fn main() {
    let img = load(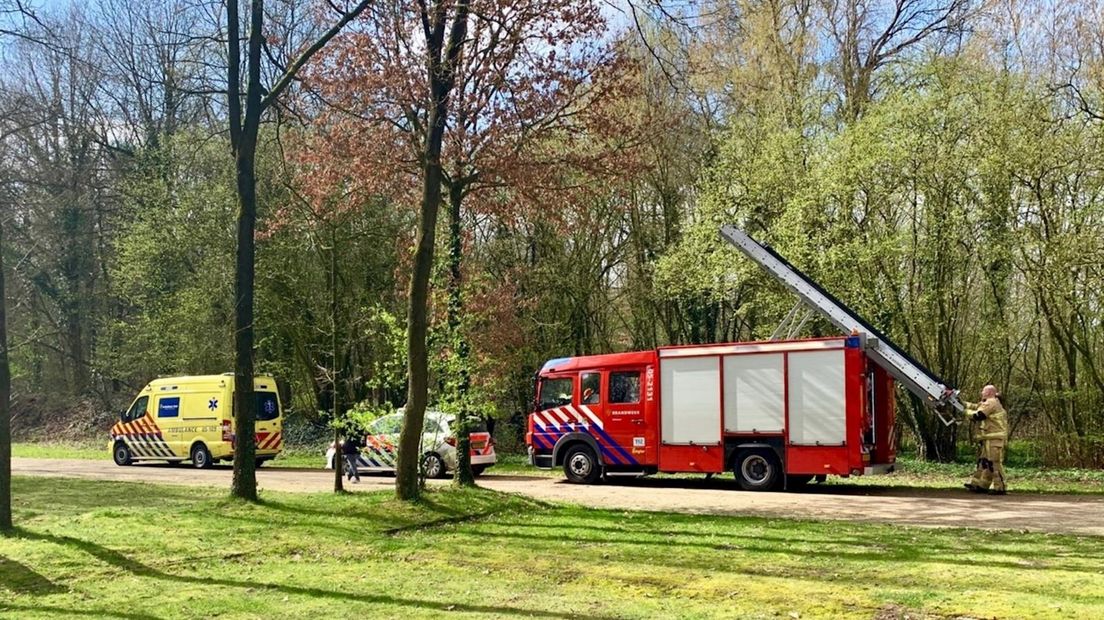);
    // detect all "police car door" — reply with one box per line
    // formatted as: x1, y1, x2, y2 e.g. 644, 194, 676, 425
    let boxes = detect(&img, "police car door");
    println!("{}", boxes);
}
362, 414, 401, 470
